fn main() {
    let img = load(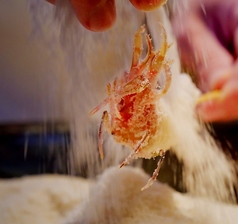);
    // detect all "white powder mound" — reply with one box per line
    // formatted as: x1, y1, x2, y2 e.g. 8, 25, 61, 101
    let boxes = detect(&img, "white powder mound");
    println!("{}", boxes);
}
1, 168, 238, 224
66, 166, 238, 224
28, 0, 236, 204
0, 175, 92, 224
